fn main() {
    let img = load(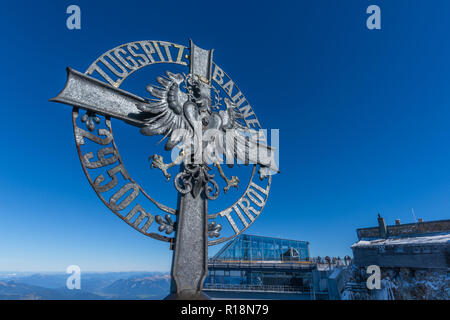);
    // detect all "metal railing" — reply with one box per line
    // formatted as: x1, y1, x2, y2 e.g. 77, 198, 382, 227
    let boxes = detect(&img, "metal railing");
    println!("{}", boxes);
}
203, 283, 312, 294
208, 260, 314, 270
